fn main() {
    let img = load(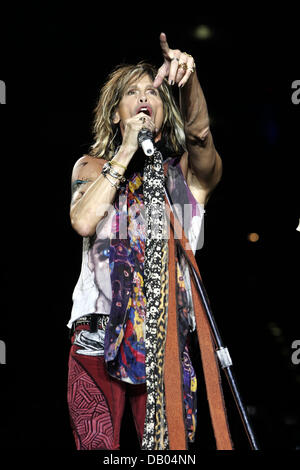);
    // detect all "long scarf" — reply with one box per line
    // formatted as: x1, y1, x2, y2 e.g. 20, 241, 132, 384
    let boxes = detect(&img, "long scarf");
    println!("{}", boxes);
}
141, 148, 169, 450
106, 147, 196, 449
